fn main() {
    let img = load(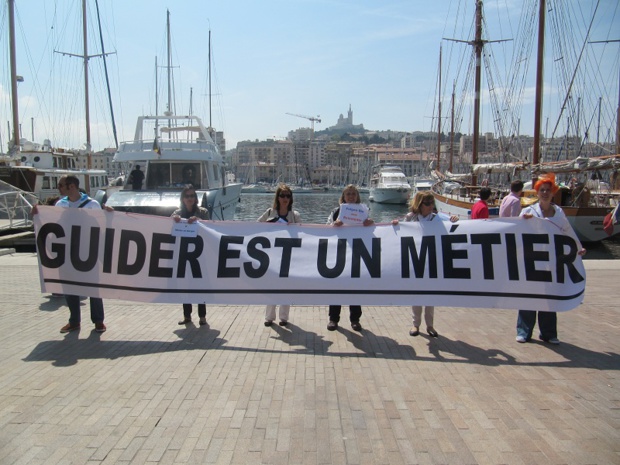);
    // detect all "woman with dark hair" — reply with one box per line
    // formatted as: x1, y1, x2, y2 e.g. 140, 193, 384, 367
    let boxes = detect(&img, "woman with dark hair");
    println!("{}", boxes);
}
393, 191, 458, 338
326, 184, 374, 332
172, 185, 210, 326
257, 184, 301, 327
516, 173, 586, 344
